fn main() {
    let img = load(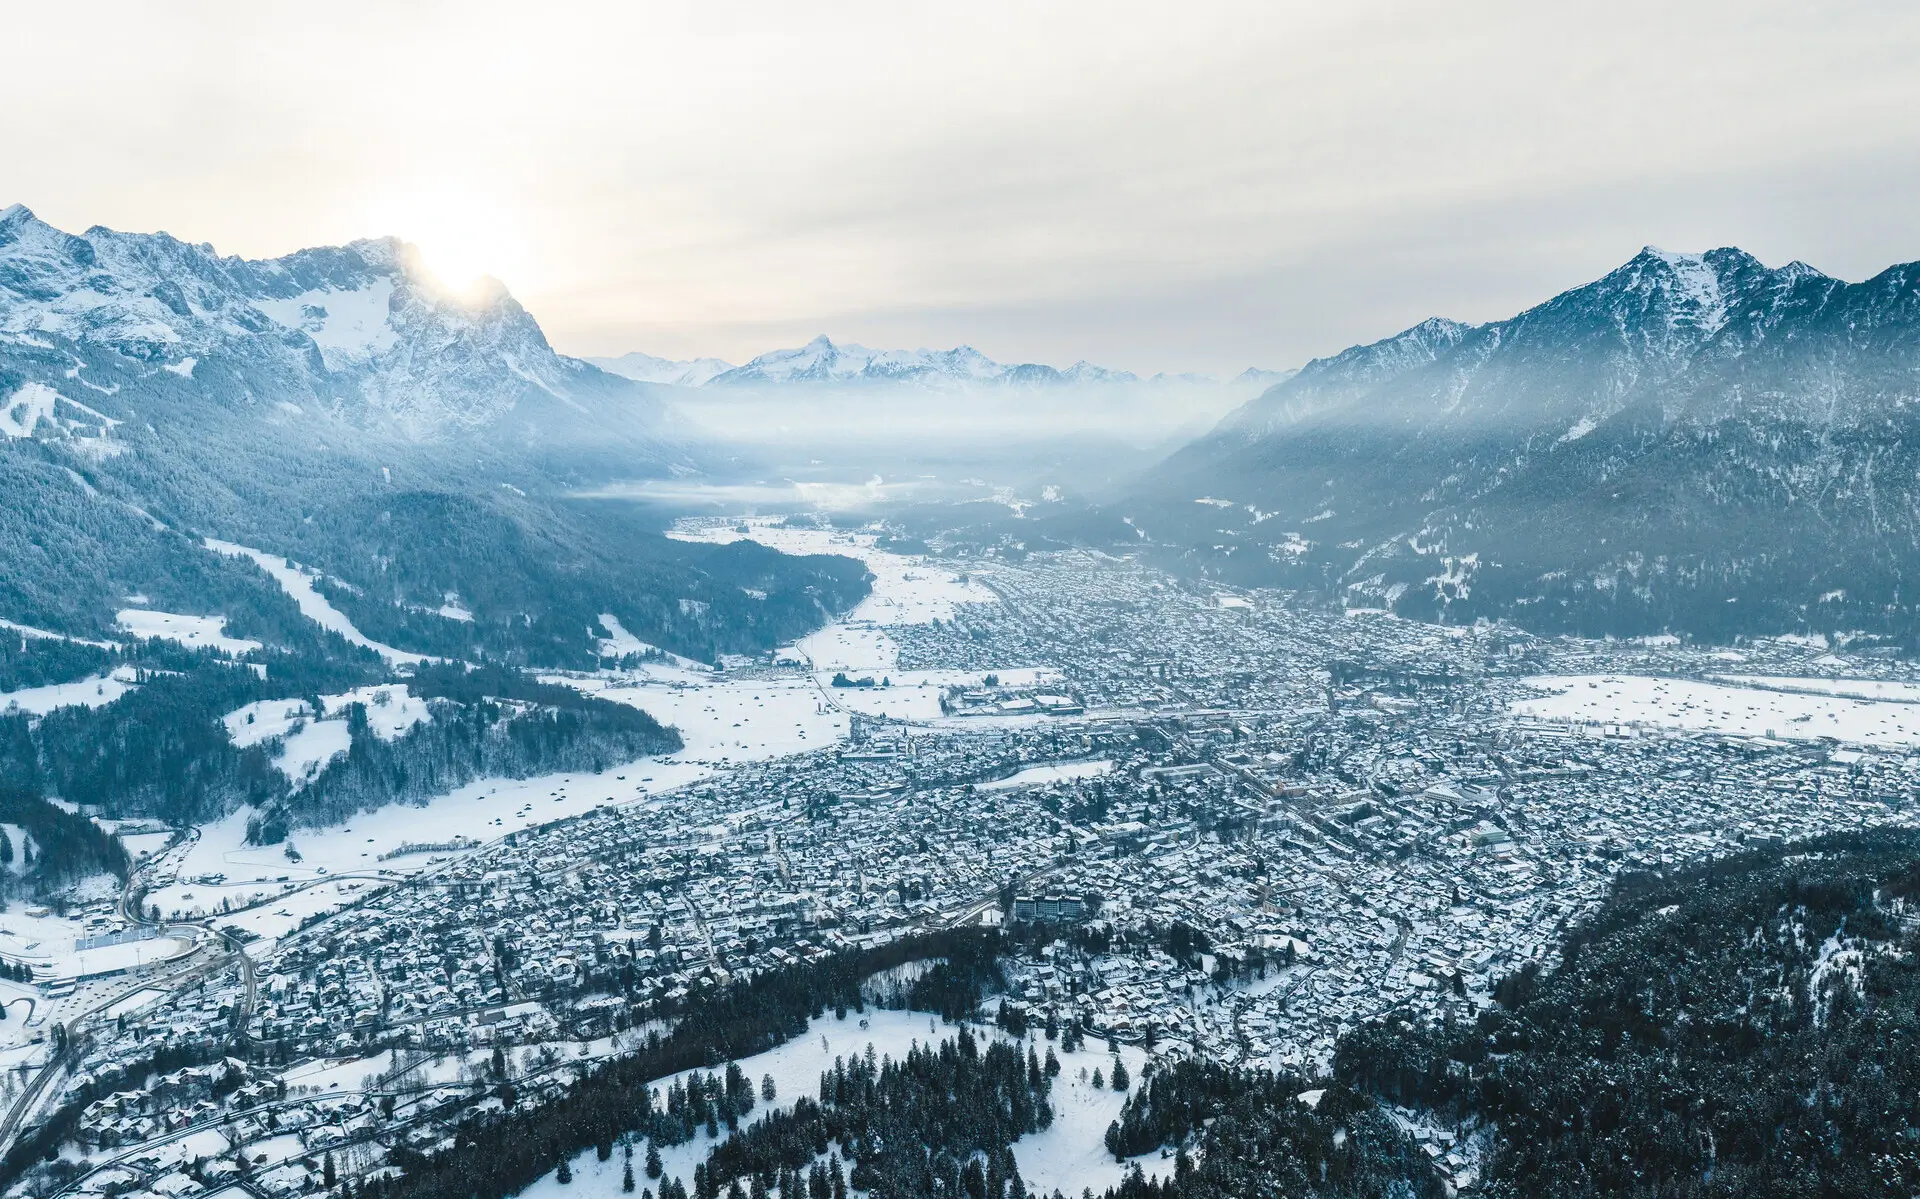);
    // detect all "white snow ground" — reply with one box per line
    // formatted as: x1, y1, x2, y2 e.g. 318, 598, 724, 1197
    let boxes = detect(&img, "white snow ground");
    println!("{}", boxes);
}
0, 666, 137, 715
981, 759, 1114, 791
203, 539, 431, 666
510, 1010, 1166, 1199
1513, 674, 1920, 747
115, 609, 261, 656
224, 686, 432, 779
